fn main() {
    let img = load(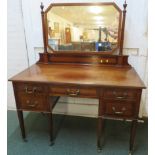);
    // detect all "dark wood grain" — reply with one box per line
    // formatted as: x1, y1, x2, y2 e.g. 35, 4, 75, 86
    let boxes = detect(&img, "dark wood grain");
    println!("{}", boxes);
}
9, 64, 145, 89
